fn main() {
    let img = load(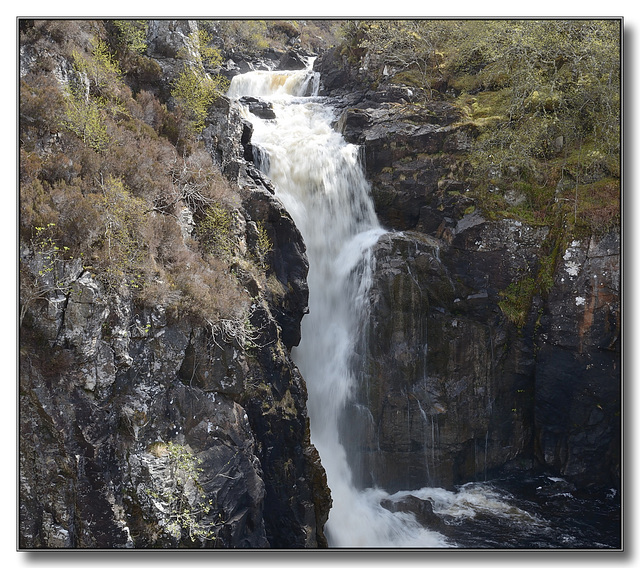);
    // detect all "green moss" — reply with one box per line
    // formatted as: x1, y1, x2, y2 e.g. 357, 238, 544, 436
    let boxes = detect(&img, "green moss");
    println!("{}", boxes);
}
456, 88, 510, 124
499, 225, 565, 328
498, 276, 536, 328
